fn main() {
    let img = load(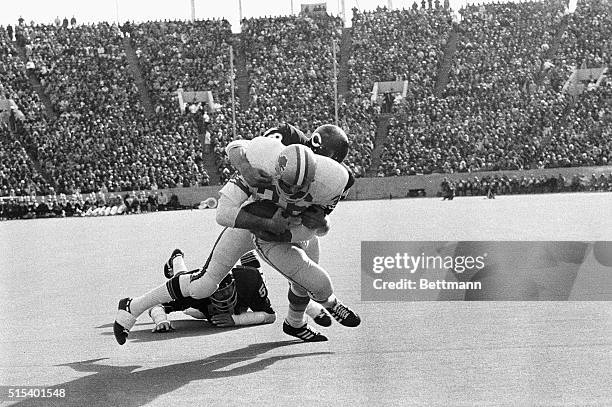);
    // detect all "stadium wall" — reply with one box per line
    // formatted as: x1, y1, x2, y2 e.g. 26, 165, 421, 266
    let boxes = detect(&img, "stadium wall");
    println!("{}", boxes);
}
154, 165, 612, 206
346, 165, 612, 200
